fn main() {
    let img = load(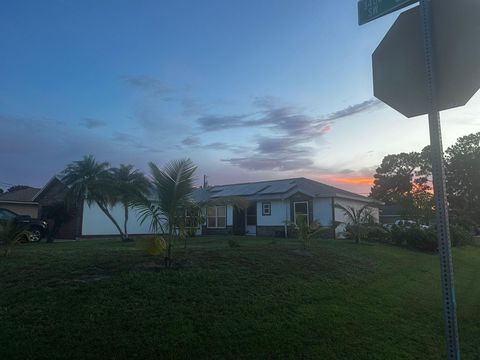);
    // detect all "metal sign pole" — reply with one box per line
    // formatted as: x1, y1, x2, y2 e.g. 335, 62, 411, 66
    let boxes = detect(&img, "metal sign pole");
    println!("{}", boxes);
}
419, 0, 461, 358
